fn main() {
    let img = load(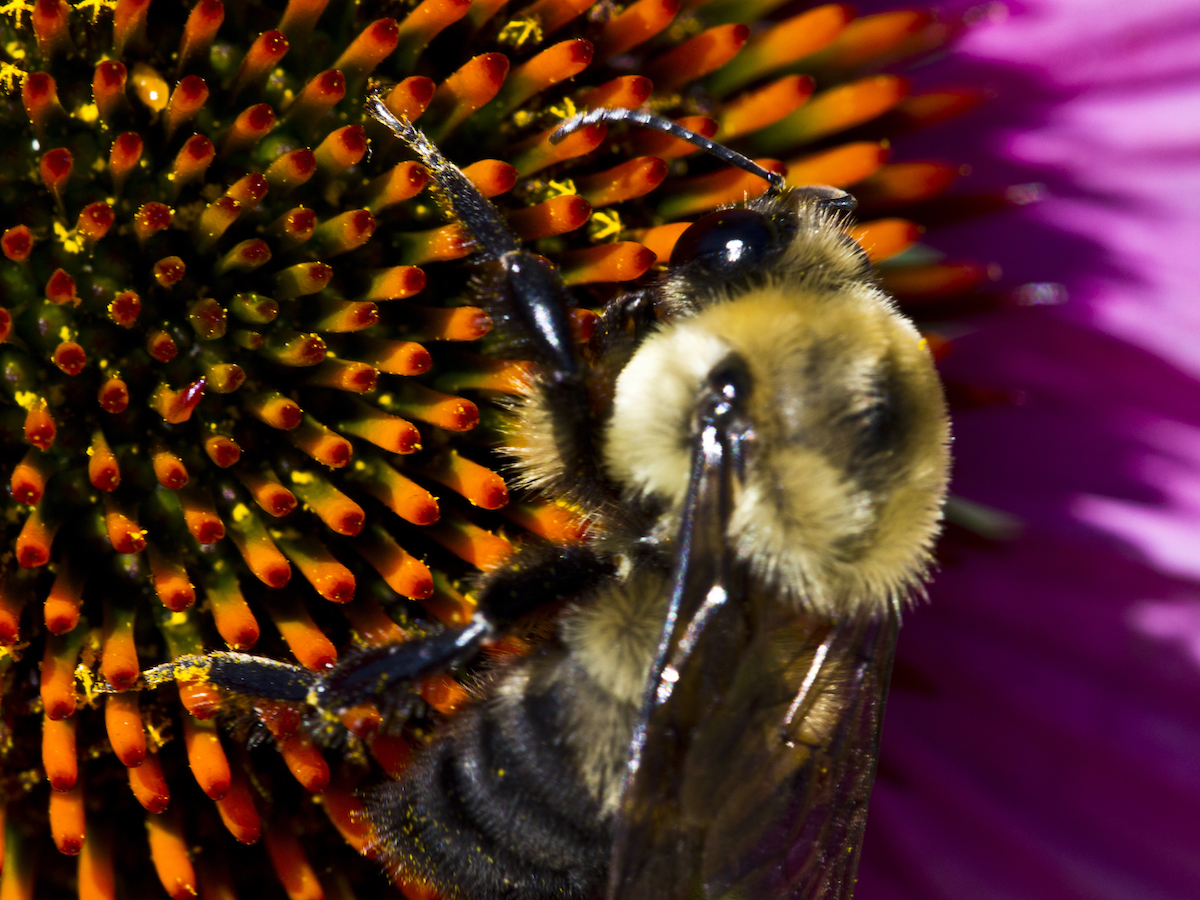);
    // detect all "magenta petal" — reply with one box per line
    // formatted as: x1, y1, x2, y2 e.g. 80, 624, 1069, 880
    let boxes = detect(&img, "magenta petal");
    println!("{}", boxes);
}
850, 0, 1200, 897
